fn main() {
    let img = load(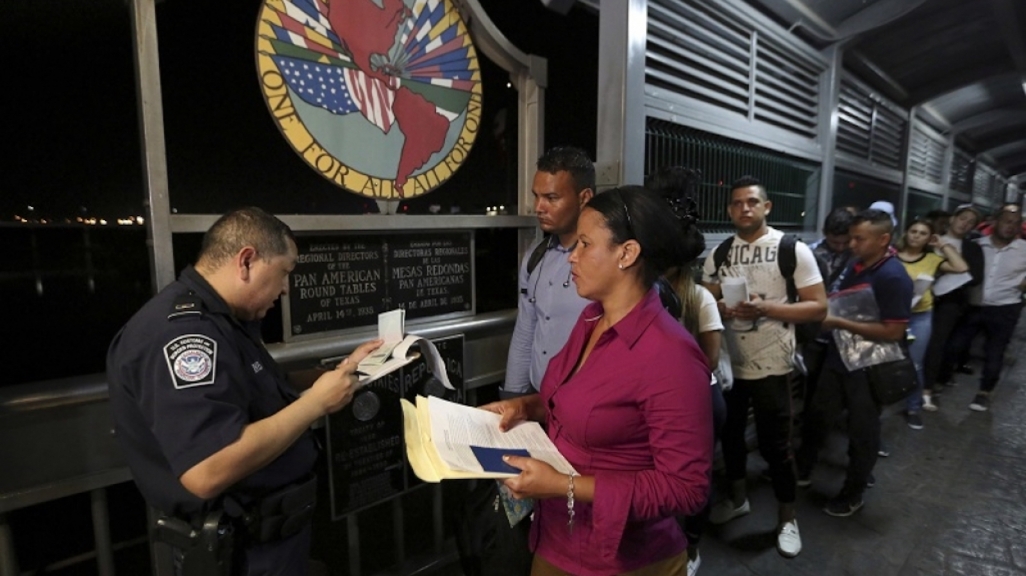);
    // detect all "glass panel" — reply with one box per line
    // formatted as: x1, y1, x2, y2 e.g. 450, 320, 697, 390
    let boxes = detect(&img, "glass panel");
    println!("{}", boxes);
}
645, 119, 819, 233
832, 169, 902, 224
157, 0, 518, 215
1, 0, 146, 386
906, 190, 943, 223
